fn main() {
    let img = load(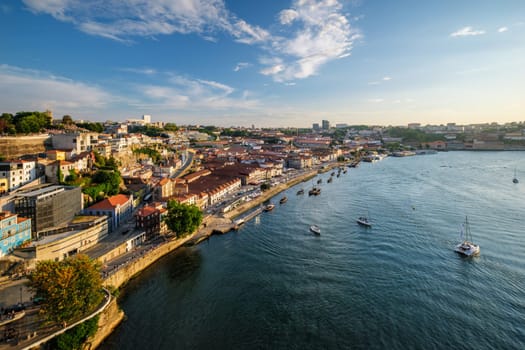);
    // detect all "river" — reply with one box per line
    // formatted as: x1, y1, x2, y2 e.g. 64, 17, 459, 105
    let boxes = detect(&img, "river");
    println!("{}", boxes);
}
101, 151, 525, 350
